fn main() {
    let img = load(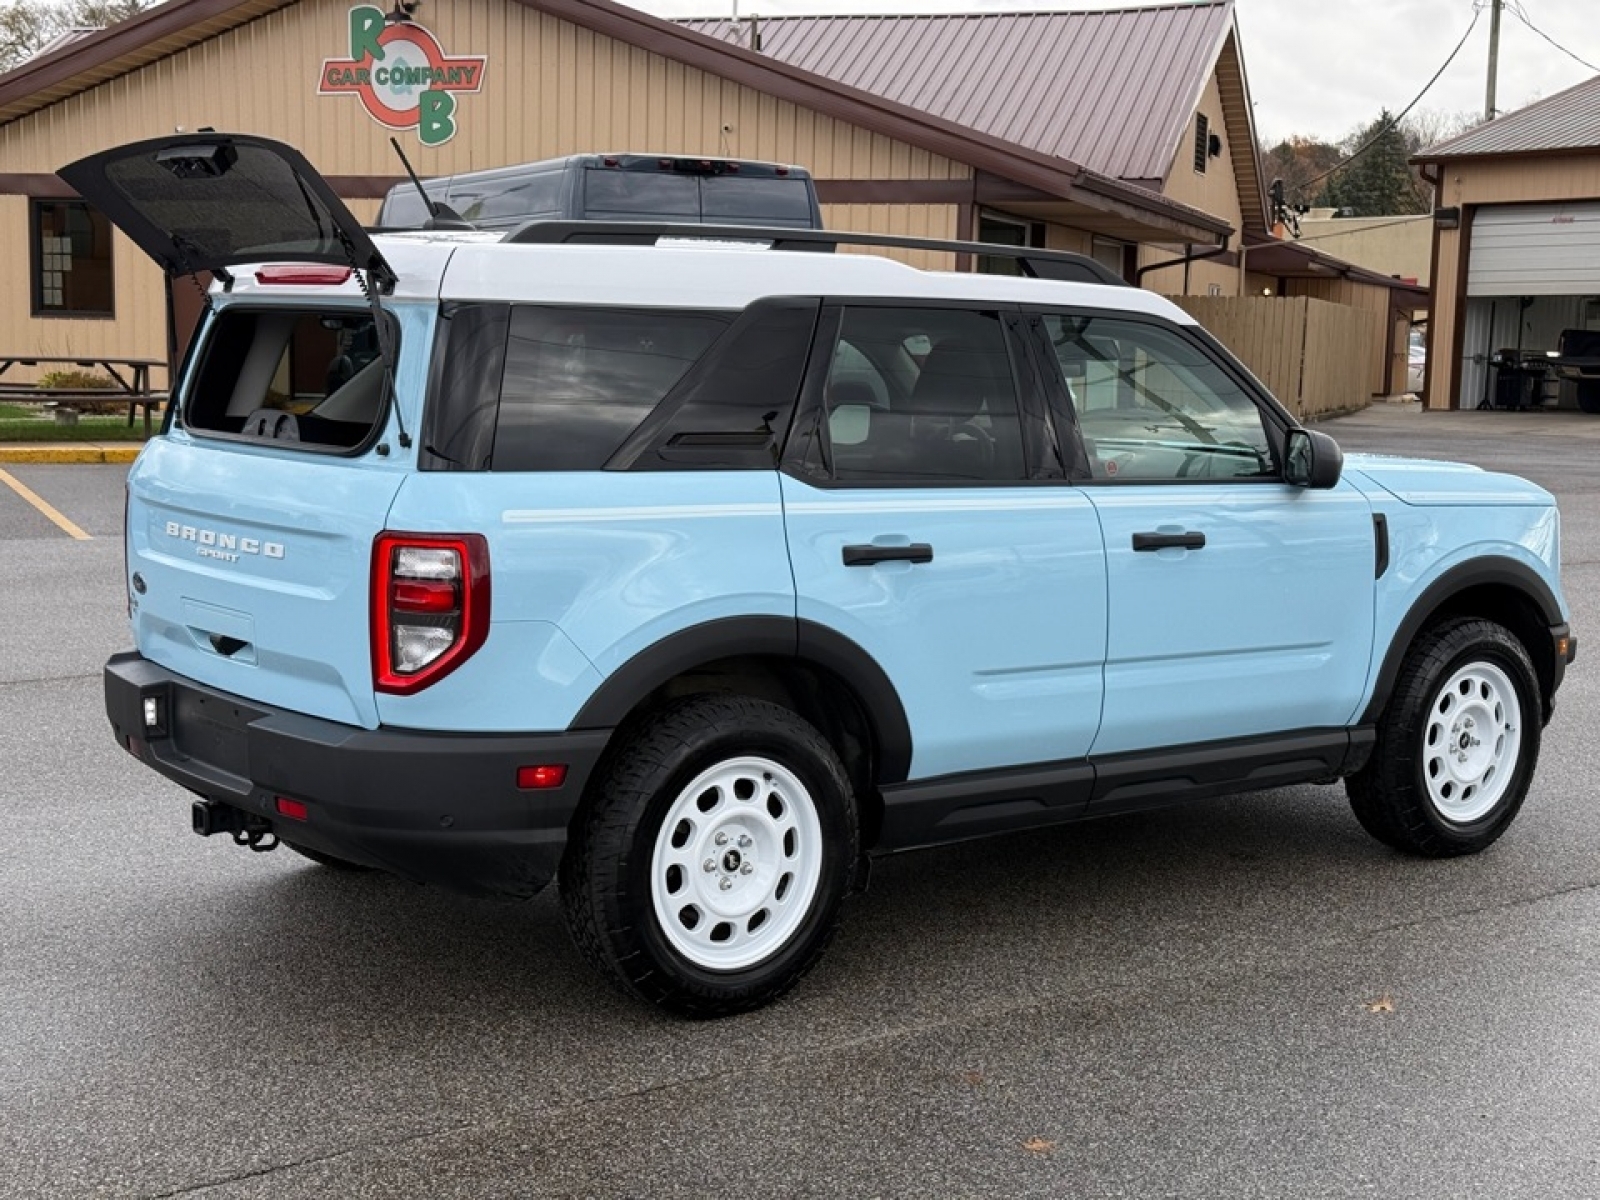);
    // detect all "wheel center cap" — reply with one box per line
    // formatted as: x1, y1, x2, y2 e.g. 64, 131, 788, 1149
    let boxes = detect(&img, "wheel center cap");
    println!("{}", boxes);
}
722, 848, 742, 873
